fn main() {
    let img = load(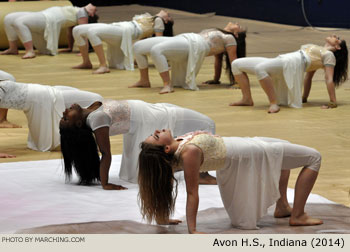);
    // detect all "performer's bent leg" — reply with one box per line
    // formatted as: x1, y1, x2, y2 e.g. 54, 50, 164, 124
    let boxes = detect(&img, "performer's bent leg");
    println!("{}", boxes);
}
230, 57, 266, 106
1, 12, 30, 55
131, 37, 170, 88
279, 143, 322, 226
